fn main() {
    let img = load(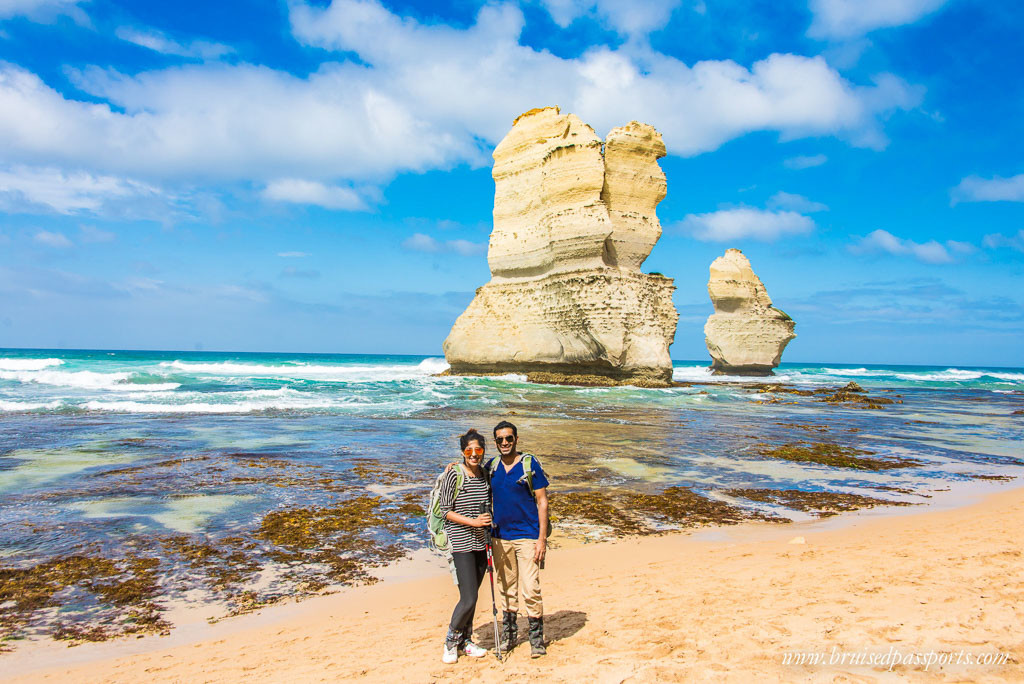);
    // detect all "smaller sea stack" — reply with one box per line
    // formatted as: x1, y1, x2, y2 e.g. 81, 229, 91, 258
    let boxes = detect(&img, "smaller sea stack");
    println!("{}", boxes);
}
703, 248, 795, 375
